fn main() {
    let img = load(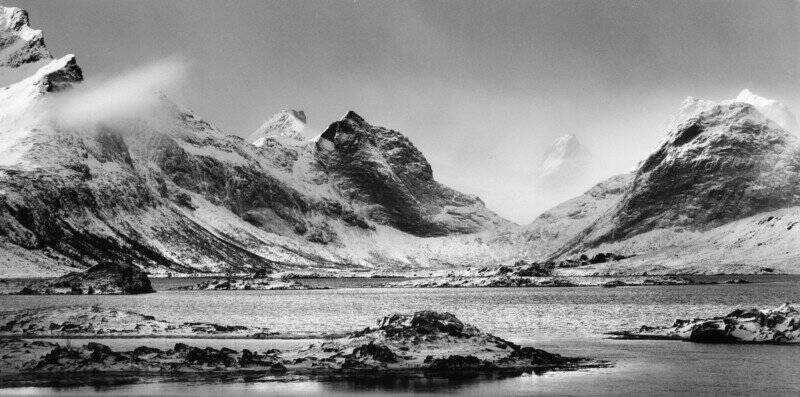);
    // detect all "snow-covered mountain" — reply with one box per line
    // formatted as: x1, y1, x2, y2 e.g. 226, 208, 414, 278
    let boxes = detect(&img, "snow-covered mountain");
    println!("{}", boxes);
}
735, 89, 798, 134
2, 6, 798, 277
0, 6, 510, 277
532, 133, 602, 210
249, 109, 310, 146
538, 134, 592, 181
526, 91, 800, 274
